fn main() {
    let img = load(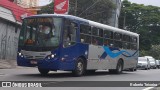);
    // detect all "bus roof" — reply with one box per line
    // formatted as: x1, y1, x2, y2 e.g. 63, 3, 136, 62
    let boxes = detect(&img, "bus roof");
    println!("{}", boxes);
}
25, 14, 139, 37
